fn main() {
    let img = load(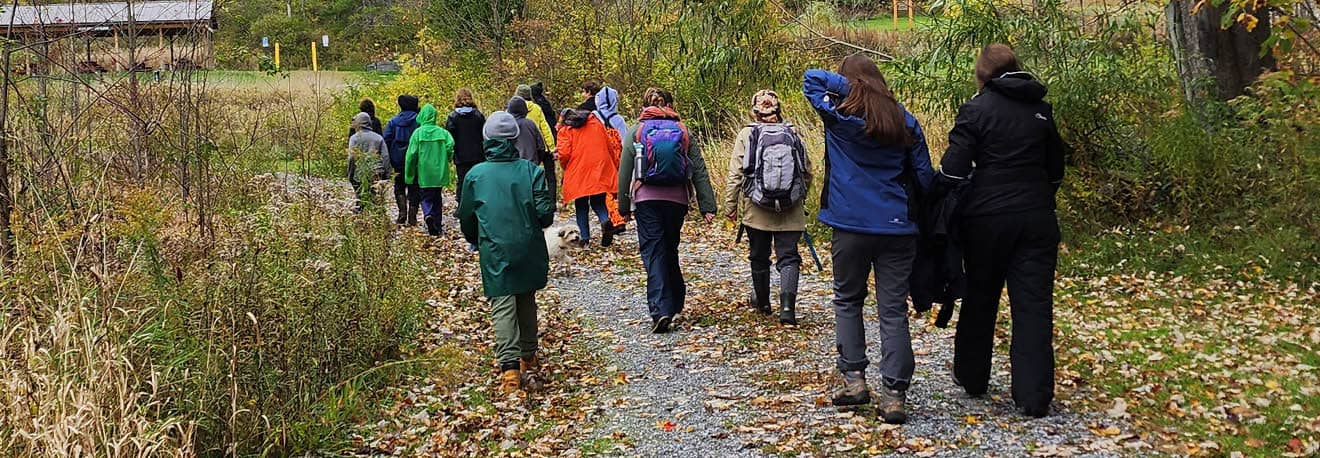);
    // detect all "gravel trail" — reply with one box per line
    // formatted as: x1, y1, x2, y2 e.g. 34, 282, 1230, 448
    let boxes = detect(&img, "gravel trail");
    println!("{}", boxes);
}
551, 219, 1135, 457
